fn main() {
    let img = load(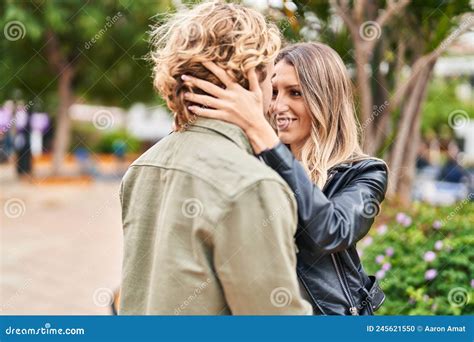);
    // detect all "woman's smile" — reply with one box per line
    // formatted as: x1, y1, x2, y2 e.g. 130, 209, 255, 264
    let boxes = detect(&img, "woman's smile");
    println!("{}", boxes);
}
276, 116, 298, 130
